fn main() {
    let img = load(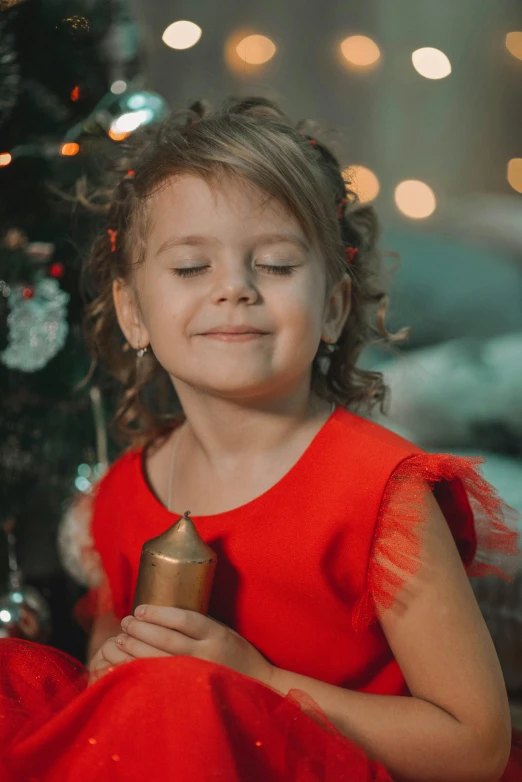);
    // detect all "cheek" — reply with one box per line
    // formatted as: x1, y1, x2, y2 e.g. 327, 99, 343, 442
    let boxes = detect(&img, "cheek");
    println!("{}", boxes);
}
139, 276, 181, 333
277, 287, 323, 341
